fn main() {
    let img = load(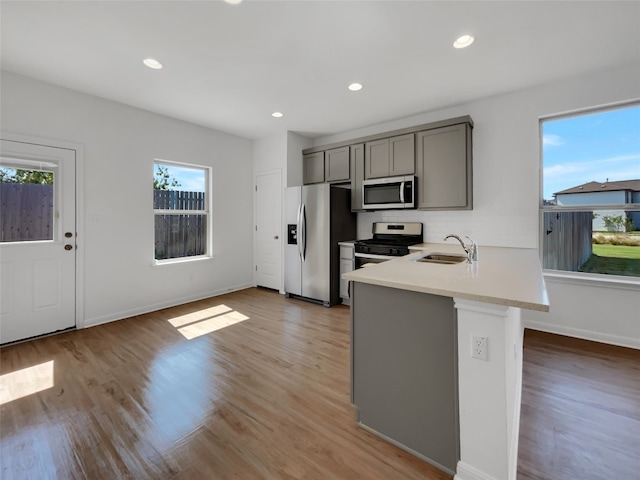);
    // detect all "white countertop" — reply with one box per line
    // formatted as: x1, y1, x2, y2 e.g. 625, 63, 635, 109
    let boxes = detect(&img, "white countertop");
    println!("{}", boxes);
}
343, 242, 549, 312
